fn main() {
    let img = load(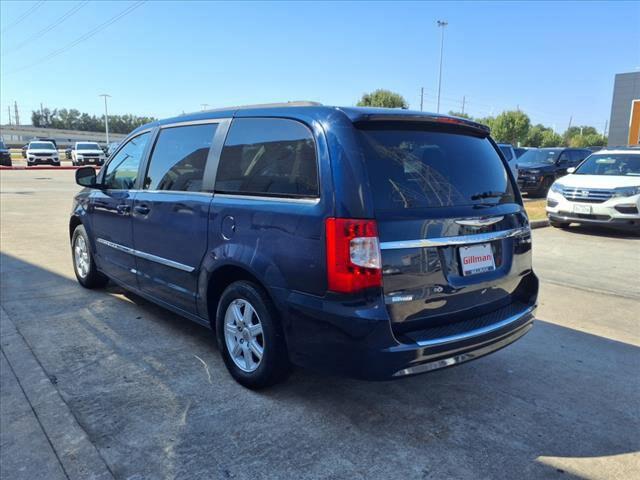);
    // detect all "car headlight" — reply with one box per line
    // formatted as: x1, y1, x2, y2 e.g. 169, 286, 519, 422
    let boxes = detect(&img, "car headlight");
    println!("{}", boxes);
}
613, 186, 640, 197
550, 182, 564, 194
76, 154, 84, 159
